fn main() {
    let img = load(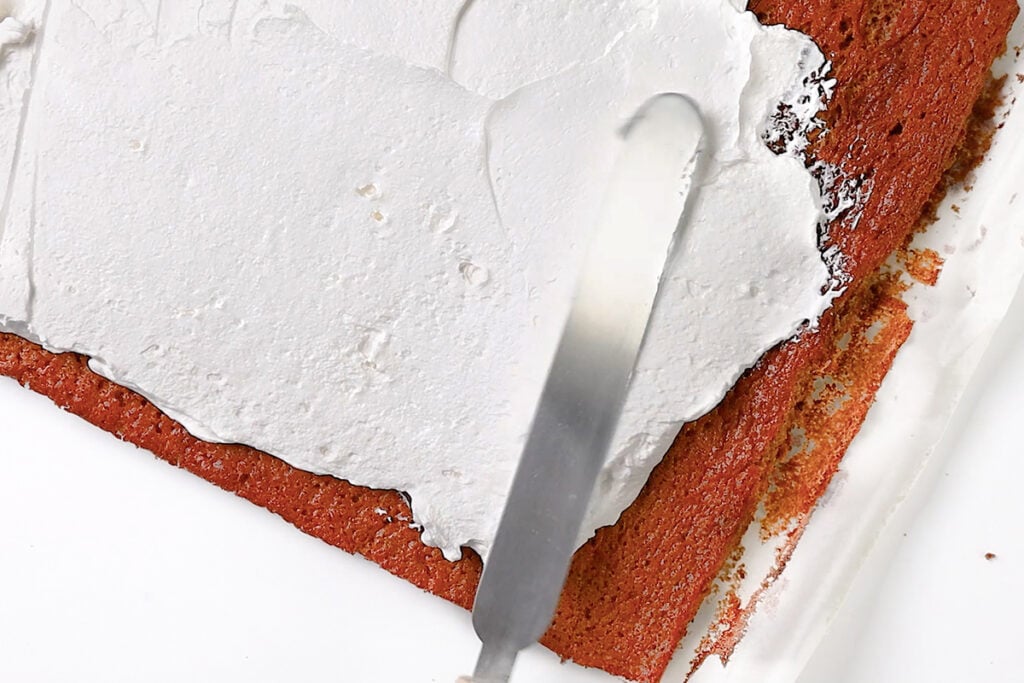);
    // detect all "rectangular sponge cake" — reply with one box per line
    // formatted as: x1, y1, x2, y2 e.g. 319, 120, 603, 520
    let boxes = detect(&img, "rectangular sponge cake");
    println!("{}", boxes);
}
0, 1, 1018, 681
